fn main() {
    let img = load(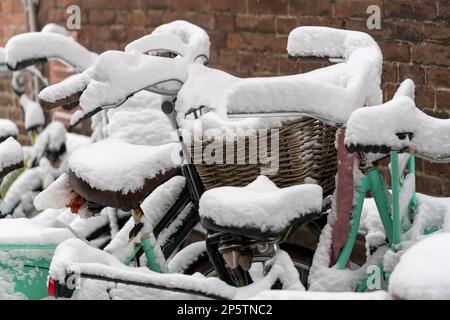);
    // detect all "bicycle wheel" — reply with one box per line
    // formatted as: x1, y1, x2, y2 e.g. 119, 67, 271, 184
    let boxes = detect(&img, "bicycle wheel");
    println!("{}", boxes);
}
184, 243, 314, 289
